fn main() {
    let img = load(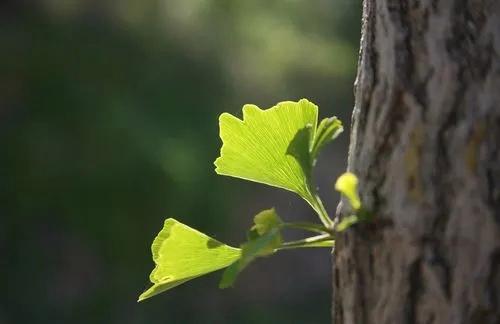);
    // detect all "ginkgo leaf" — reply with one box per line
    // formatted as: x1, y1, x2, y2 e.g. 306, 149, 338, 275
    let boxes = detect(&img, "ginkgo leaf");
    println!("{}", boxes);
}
251, 208, 283, 236
138, 218, 241, 302
247, 208, 283, 255
311, 117, 343, 162
219, 228, 281, 289
219, 209, 283, 288
214, 99, 343, 203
